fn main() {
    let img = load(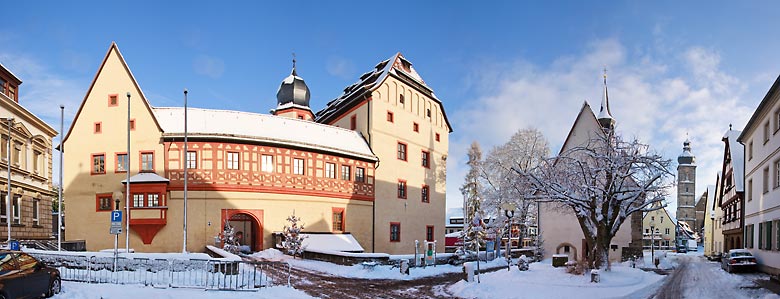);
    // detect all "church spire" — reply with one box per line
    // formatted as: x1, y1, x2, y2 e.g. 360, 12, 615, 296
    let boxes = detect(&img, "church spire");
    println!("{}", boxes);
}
597, 67, 616, 130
